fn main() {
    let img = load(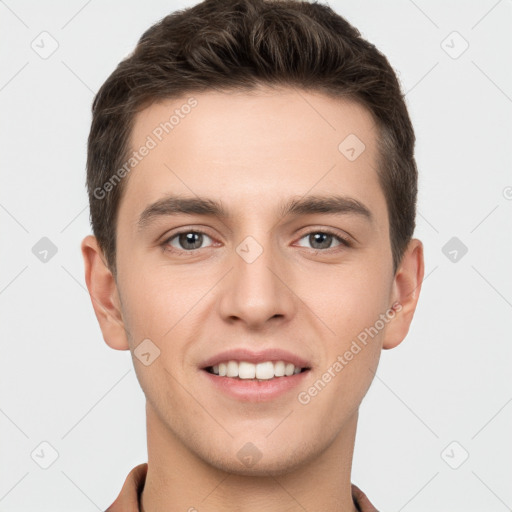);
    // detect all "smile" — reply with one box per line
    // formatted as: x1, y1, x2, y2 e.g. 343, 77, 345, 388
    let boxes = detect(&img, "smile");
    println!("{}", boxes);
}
206, 360, 307, 380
